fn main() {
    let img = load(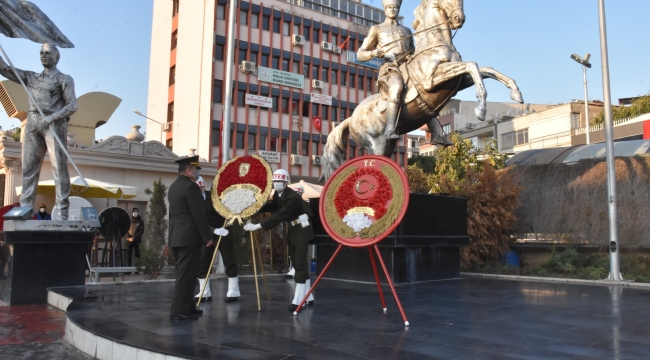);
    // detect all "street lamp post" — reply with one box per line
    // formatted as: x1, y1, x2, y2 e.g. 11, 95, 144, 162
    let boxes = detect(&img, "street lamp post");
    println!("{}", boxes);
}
134, 110, 164, 143
570, 53, 592, 144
